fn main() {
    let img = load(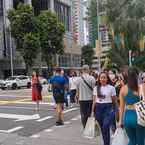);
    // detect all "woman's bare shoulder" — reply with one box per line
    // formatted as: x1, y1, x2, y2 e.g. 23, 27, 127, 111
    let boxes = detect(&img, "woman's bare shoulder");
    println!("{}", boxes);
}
120, 85, 128, 97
